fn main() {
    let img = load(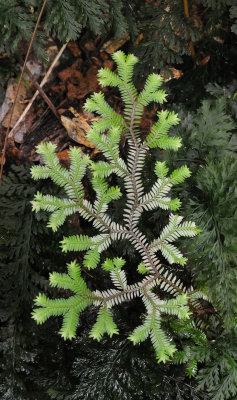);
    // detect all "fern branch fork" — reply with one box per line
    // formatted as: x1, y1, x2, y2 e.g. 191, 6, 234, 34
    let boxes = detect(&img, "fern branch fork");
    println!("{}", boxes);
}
31, 51, 201, 363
